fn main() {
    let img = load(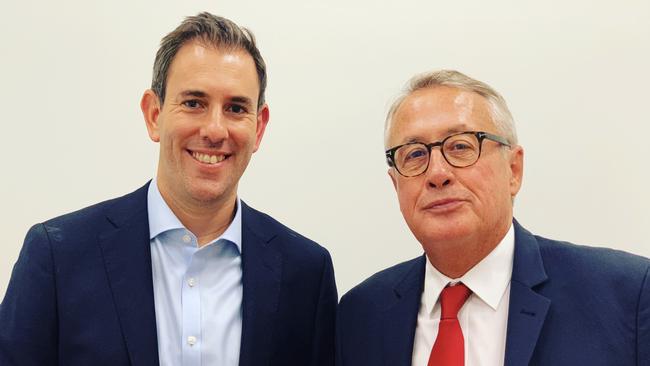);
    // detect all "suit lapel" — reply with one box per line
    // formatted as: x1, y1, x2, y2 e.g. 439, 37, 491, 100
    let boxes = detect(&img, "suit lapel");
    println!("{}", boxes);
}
238, 202, 283, 366
504, 221, 550, 366
98, 183, 160, 366
381, 256, 425, 366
